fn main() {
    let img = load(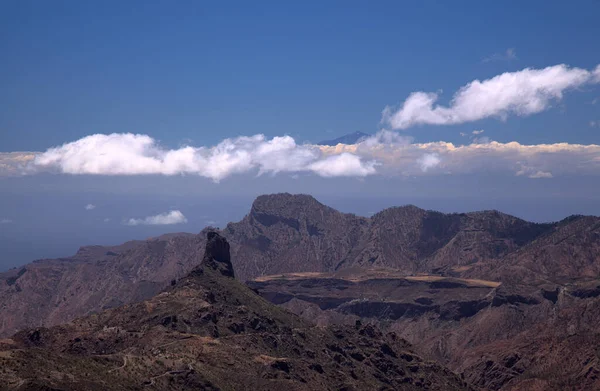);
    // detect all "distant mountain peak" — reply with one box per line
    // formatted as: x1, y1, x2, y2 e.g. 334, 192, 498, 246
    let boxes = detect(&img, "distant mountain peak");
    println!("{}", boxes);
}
317, 131, 370, 146
250, 193, 325, 215
371, 204, 426, 218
